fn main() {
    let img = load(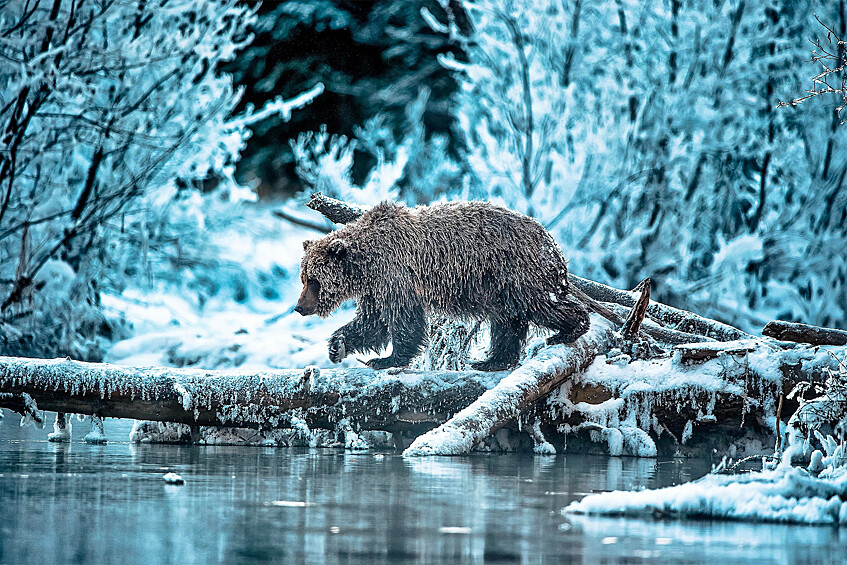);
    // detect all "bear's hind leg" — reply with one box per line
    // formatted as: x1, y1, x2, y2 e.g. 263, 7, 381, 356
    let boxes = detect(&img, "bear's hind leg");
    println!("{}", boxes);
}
471, 319, 528, 372
534, 294, 590, 345
367, 303, 427, 370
